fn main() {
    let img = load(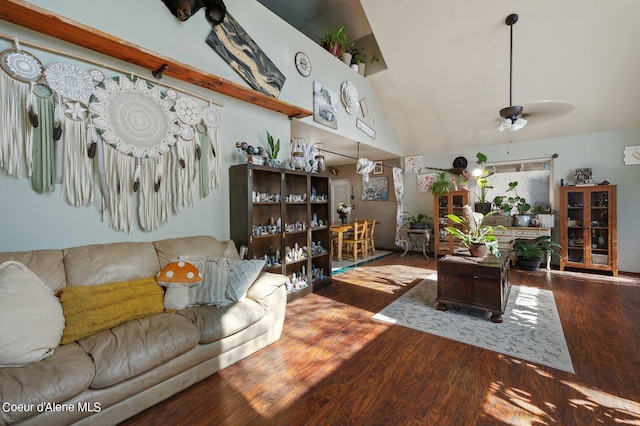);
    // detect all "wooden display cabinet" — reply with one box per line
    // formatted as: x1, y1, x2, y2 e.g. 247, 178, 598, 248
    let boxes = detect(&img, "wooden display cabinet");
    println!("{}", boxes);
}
229, 164, 332, 301
559, 185, 618, 276
433, 190, 469, 256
